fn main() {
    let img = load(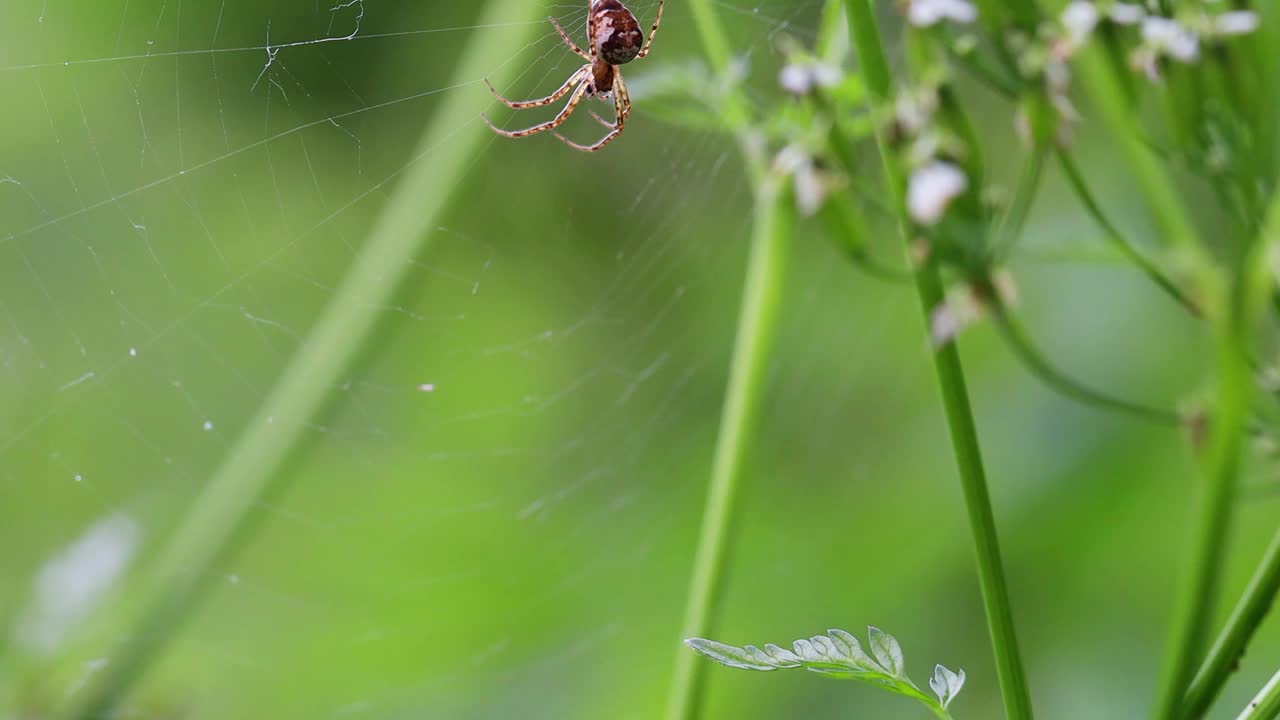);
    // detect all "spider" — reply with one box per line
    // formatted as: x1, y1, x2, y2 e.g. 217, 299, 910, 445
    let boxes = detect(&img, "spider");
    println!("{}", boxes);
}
481, 0, 664, 152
